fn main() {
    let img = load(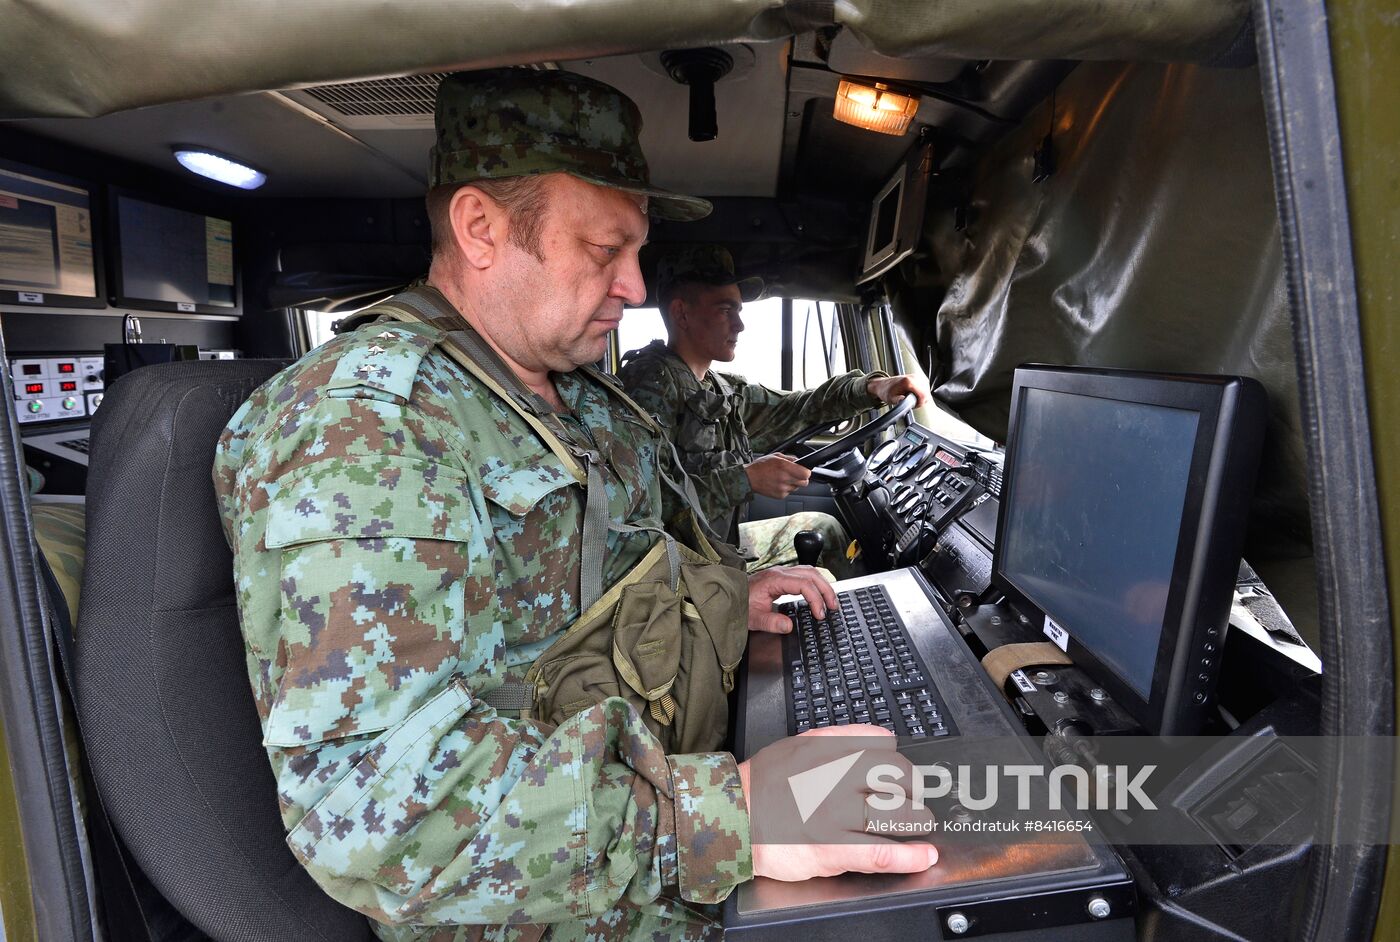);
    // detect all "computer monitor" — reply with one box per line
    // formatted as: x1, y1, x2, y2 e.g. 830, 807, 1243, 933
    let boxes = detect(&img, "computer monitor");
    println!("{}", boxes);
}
109, 190, 239, 316
0, 158, 105, 309
991, 365, 1266, 735
856, 140, 931, 285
